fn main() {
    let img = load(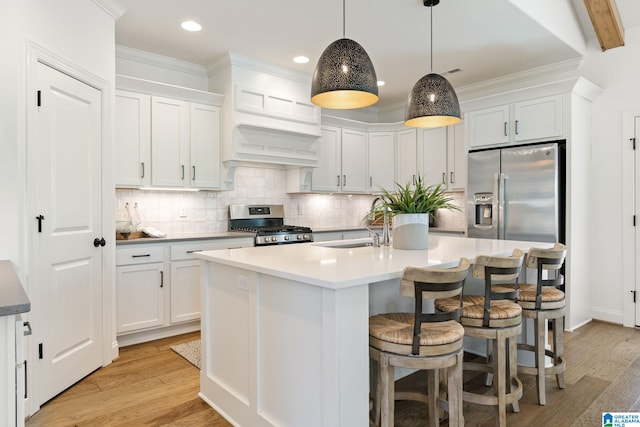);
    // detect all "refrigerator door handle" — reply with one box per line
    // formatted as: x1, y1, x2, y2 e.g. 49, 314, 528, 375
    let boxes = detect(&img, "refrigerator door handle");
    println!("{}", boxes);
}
499, 173, 508, 239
